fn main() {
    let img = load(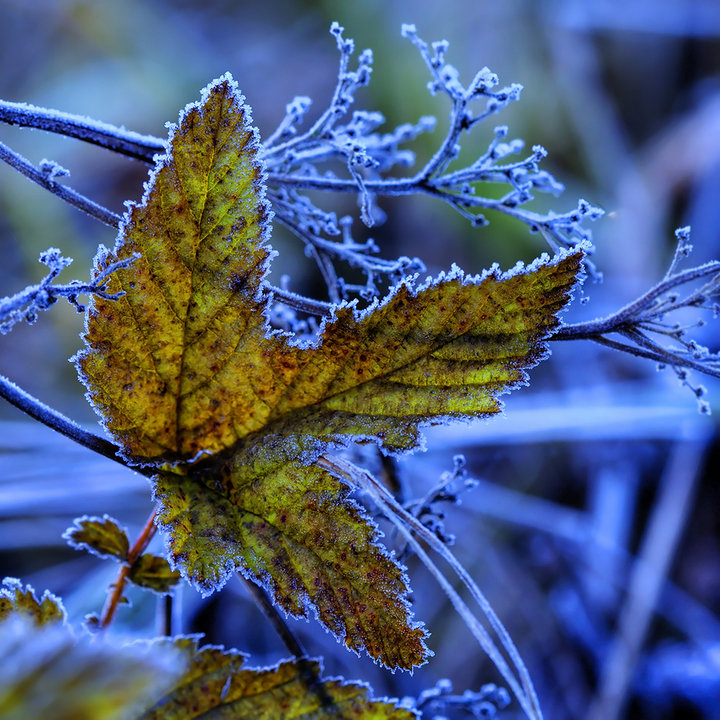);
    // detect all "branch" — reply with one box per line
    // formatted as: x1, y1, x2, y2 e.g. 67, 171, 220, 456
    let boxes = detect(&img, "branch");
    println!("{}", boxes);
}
99, 509, 158, 629
0, 248, 138, 334
0, 139, 120, 226
0, 374, 163, 631
0, 372, 123, 464
0, 98, 163, 161
555, 262, 720, 340
0, 24, 602, 296
240, 577, 337, 711
240, 577, 307, 659
269, 286, 333, 317
553, 230, 720, 385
